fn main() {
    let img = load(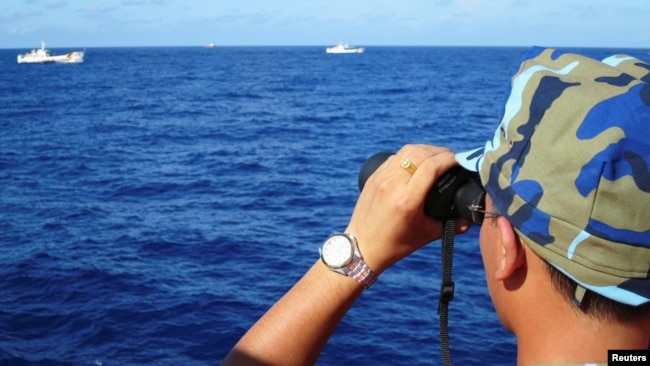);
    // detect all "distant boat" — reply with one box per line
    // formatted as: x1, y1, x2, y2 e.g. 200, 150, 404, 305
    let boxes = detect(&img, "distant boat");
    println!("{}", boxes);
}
326, 43, 364, 54
204, 43, 215, 48
17, 41, 84, 64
